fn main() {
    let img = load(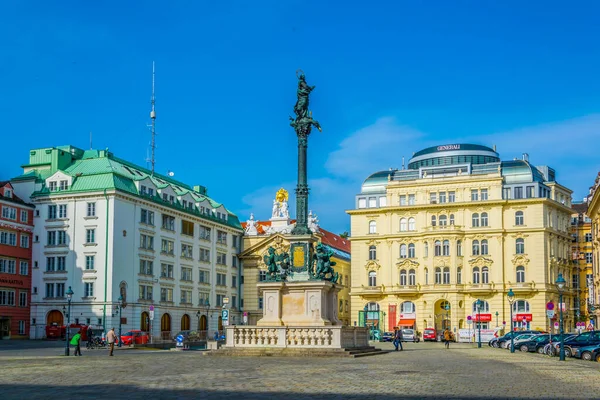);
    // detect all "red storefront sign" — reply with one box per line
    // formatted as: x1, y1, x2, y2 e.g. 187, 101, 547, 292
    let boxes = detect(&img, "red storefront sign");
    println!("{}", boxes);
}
471, 314, 492, 322
514, 313, 533, 322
